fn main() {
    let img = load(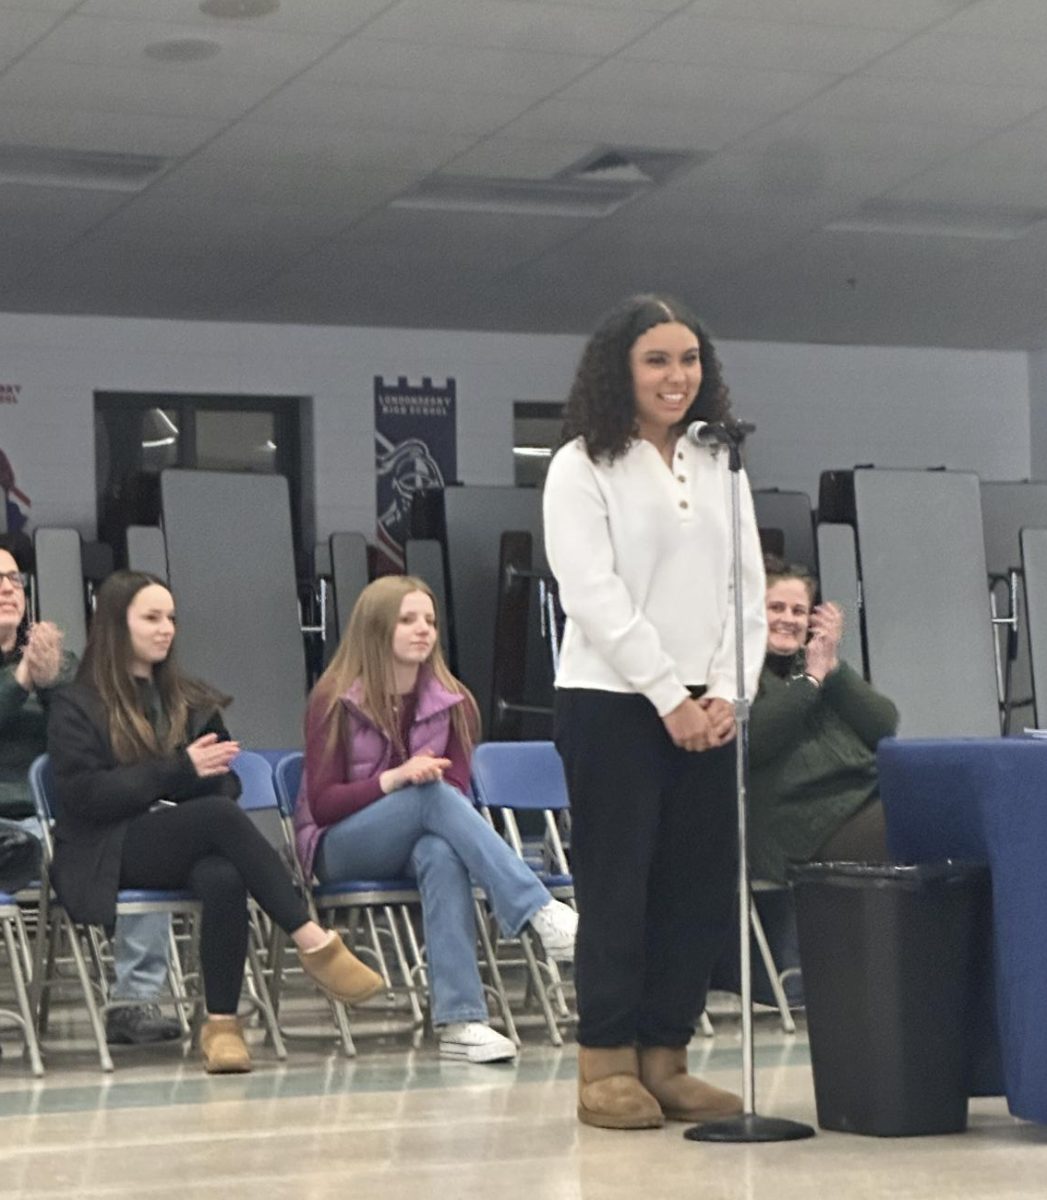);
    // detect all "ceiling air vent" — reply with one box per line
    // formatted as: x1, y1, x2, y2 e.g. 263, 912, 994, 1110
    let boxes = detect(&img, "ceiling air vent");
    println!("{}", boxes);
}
0, 144, 169, 192
391, 146, 702, 219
